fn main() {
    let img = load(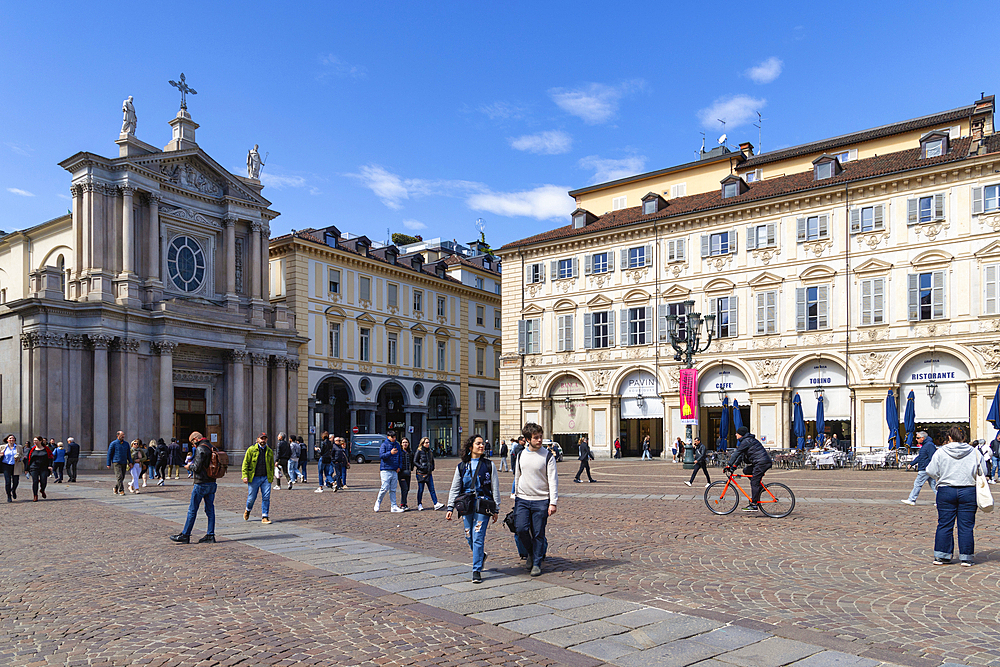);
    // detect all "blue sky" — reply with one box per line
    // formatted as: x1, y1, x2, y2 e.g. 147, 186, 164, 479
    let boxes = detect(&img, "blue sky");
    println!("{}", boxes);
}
2, 1, 997, 249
